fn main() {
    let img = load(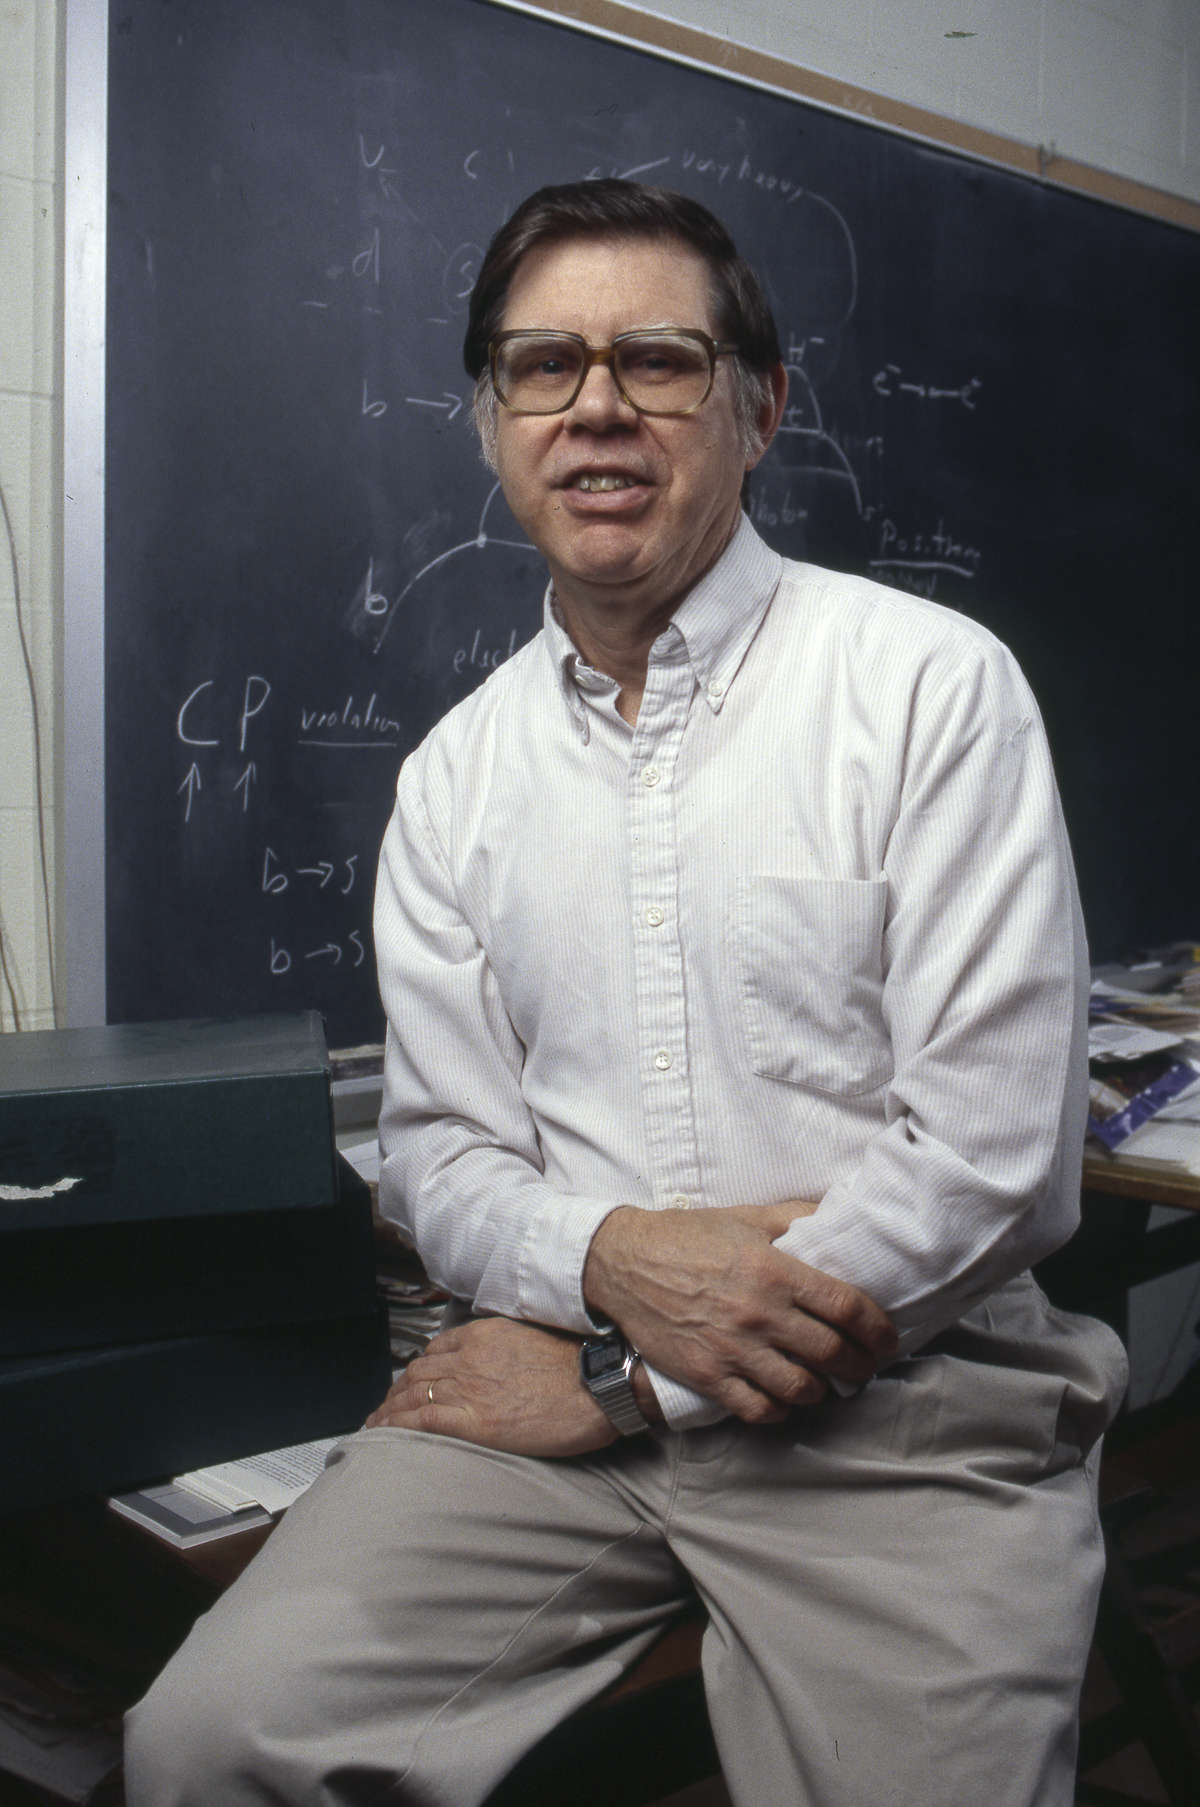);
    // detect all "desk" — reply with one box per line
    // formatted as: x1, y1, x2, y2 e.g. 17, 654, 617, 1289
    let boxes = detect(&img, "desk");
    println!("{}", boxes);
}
1036, 1151, 1200, 1345
1082, 1149, 1200, 1215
